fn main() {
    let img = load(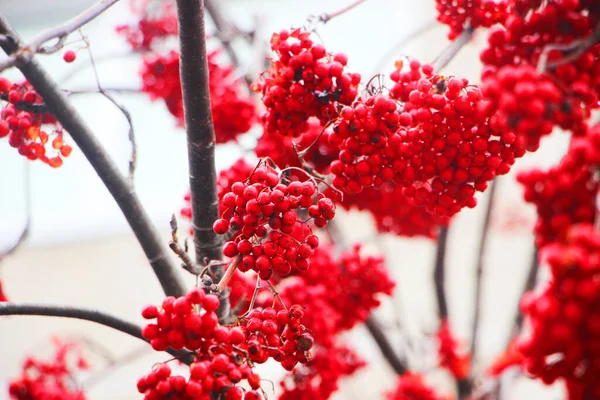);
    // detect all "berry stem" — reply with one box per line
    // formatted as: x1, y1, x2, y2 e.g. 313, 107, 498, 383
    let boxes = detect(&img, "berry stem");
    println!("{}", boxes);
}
0, 302, 193, 363
432, 25, 474, 73
174, 0, 229, 320
216, 255, 241, 293
0, 15, 187, 298
469, 179, 497, 373
319, 0, 368, 23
